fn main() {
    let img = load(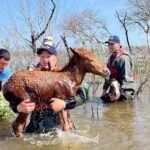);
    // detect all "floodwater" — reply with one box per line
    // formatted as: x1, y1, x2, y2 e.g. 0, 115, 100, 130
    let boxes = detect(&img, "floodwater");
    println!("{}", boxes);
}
0, 94, 150, 150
